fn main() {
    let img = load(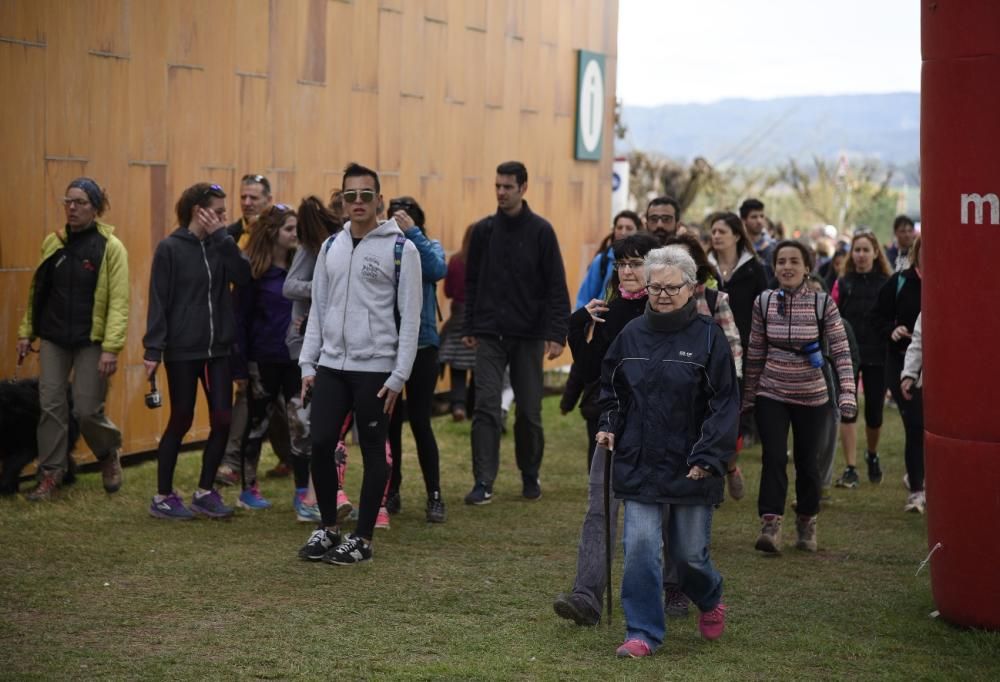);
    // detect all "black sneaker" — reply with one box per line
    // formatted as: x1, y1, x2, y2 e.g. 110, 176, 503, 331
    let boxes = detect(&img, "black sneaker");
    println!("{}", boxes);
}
866, 452, 883, 484
426, 492, 447, 523
464, 482, 493, 505
835, 466, 860, 489
323, 534, 373, 565
385, 491, 402, 515
553, 592, 600, 626
298, 528, 340, 561
522, 475, 542, 500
